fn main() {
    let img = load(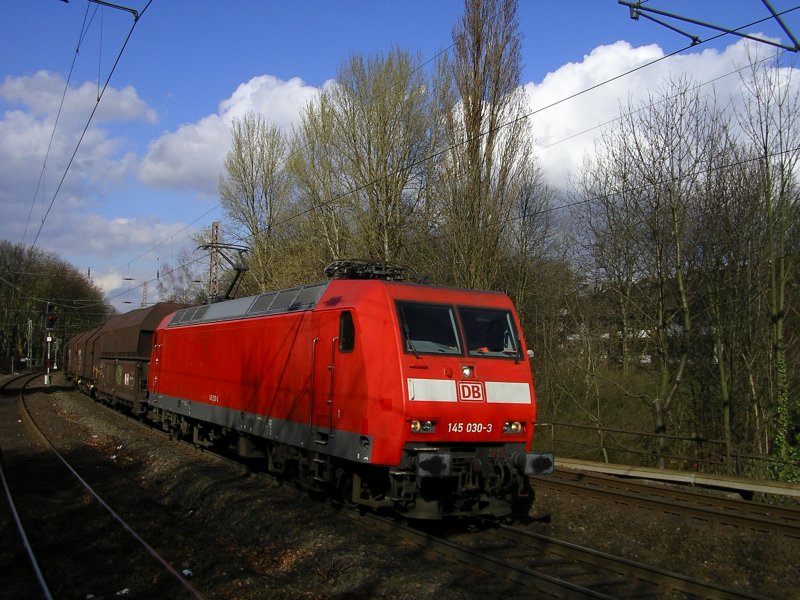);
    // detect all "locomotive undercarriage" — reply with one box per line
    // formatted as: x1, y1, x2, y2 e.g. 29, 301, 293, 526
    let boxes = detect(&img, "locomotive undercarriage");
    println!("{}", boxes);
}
385, 445, 535, 519
145, 406, 534, 519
